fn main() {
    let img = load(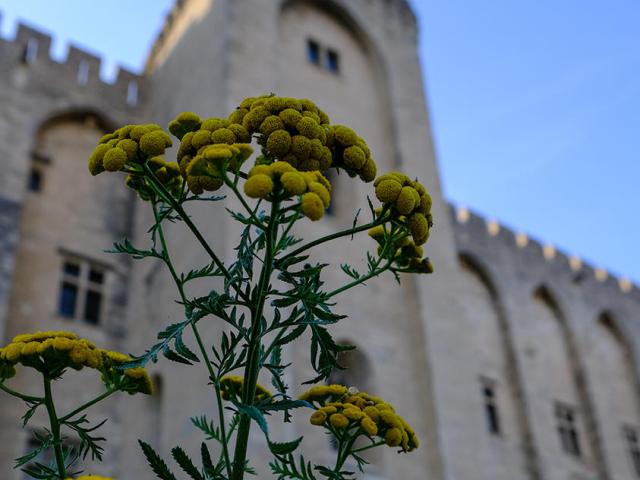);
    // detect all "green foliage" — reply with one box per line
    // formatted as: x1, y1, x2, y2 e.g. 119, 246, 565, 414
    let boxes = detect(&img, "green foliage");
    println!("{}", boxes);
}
2, 96, 431, 480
